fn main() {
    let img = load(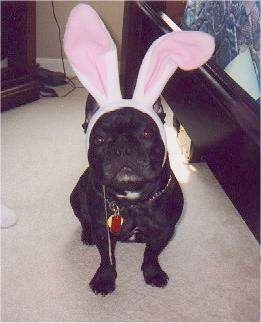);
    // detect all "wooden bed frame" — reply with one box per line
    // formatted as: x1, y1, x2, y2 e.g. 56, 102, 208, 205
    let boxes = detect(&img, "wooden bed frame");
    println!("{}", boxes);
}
1, 1, 39, 111
121, 1, 260, 241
